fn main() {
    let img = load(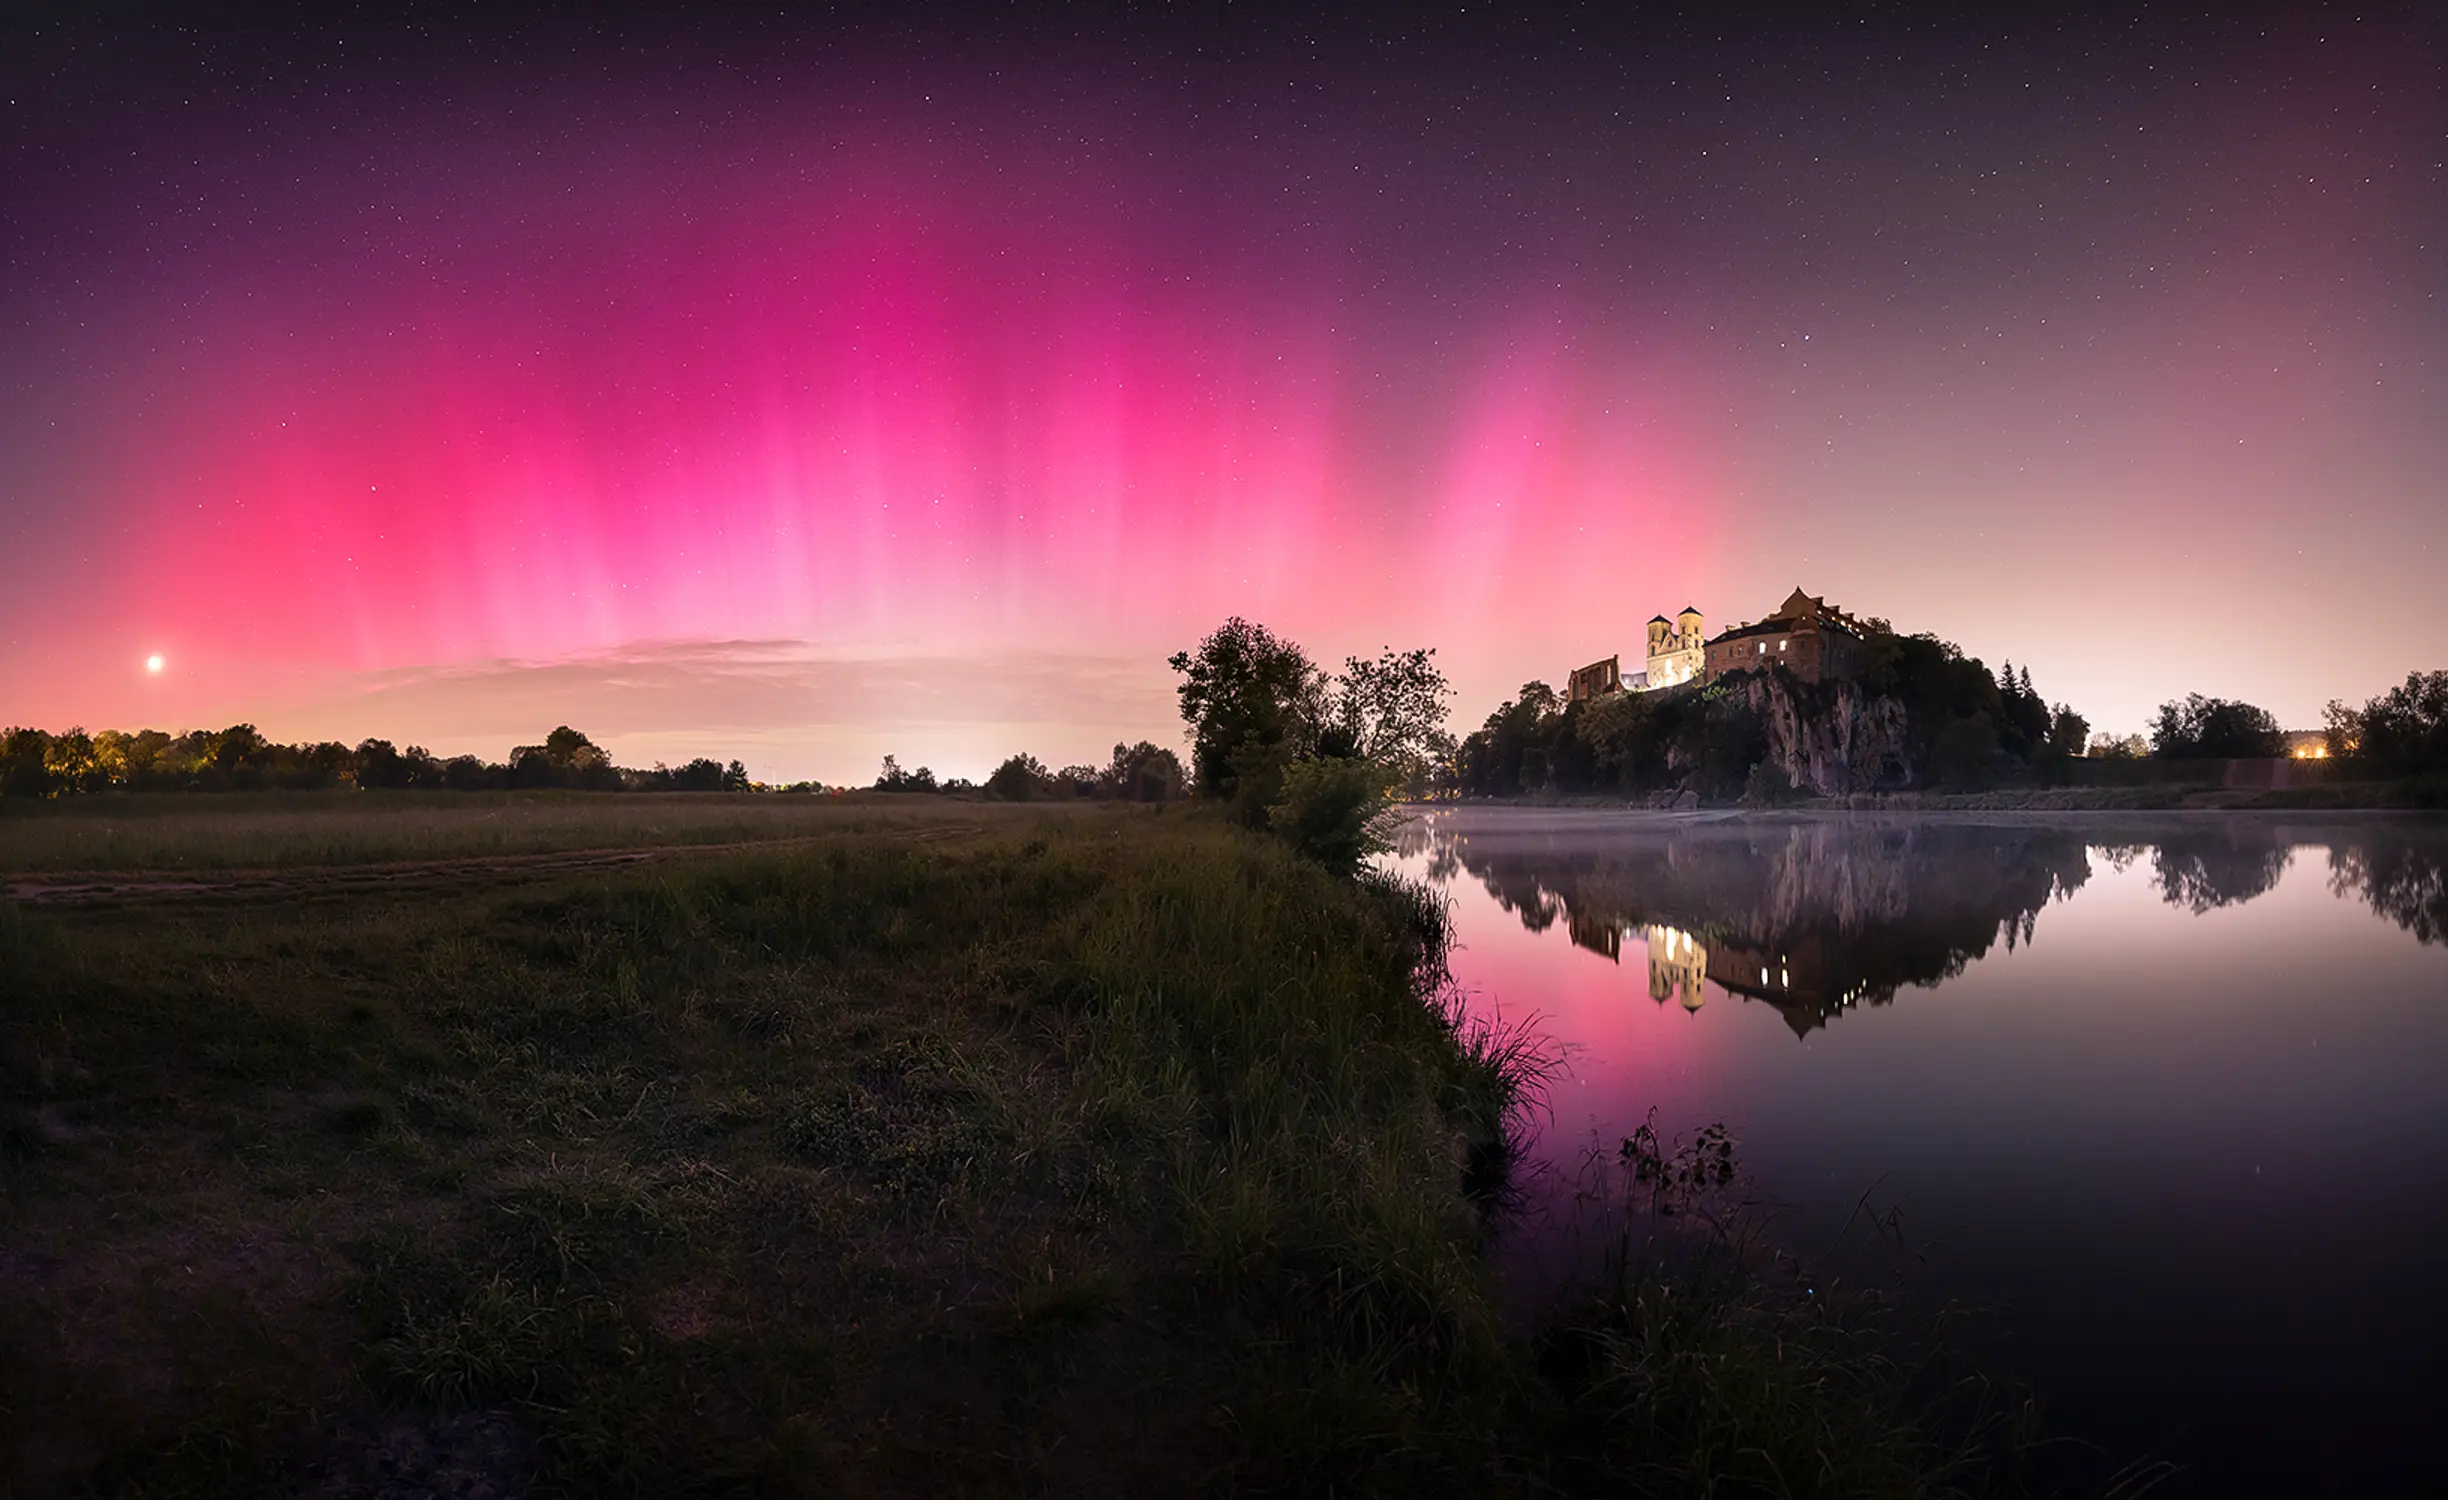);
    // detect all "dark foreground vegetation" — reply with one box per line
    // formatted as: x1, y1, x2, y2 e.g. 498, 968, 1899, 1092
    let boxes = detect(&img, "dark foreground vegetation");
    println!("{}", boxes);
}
0, 798, 2052, 1498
